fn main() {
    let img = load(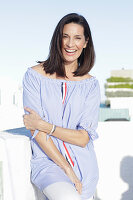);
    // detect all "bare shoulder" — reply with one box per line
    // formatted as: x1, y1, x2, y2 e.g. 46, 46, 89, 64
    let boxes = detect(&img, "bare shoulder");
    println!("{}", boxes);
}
31, 63, 56, 79
83, 73, 93, 80
31, 63, 47, 76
